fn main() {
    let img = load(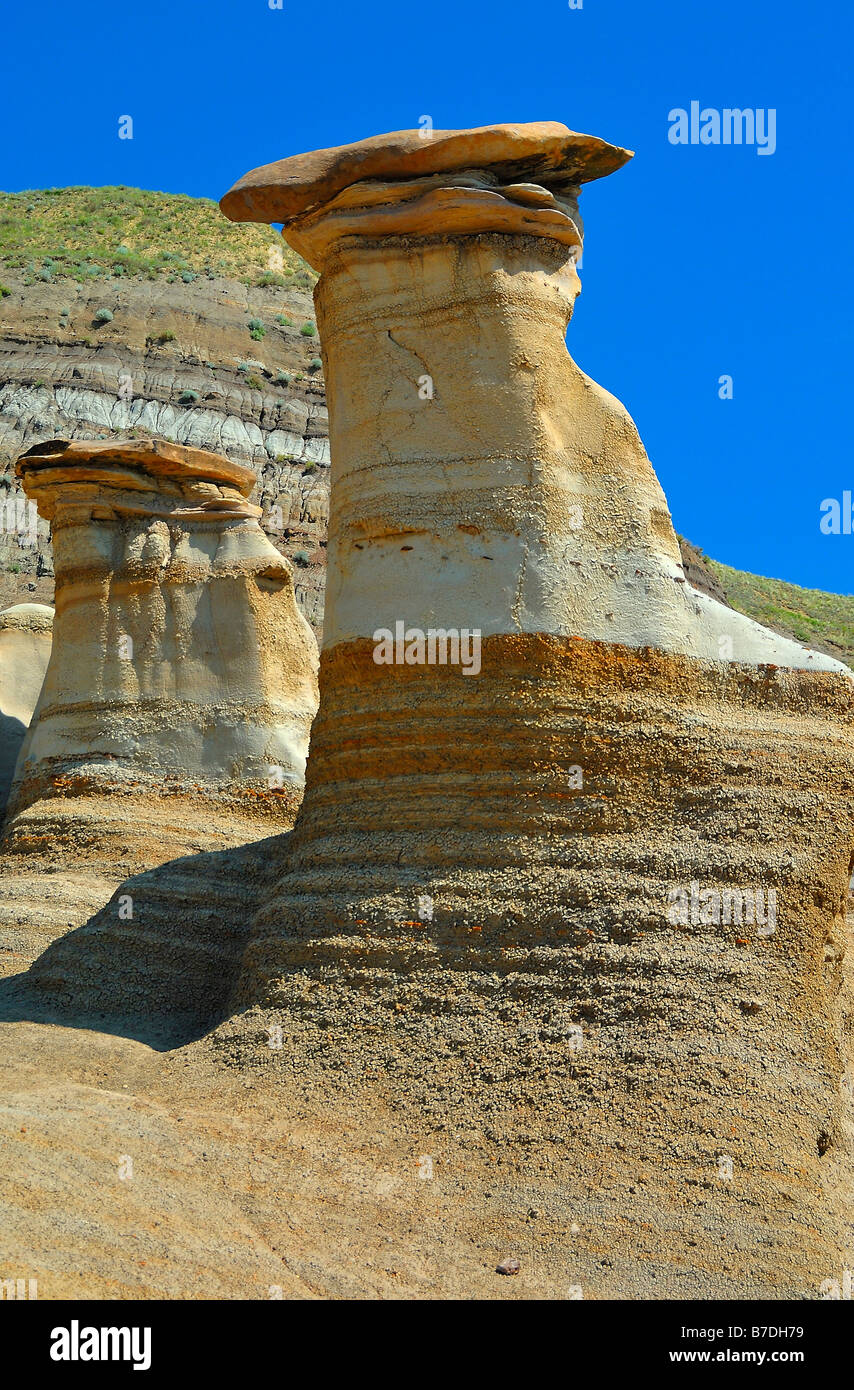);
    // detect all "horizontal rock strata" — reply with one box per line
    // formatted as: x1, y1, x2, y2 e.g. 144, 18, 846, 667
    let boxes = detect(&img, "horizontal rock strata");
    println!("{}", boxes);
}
222, 636, 854, 1290
3, 437, 318, 864
0, 269, 330, 631
0, 602, 53, 819
215, 122, 854, 1290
